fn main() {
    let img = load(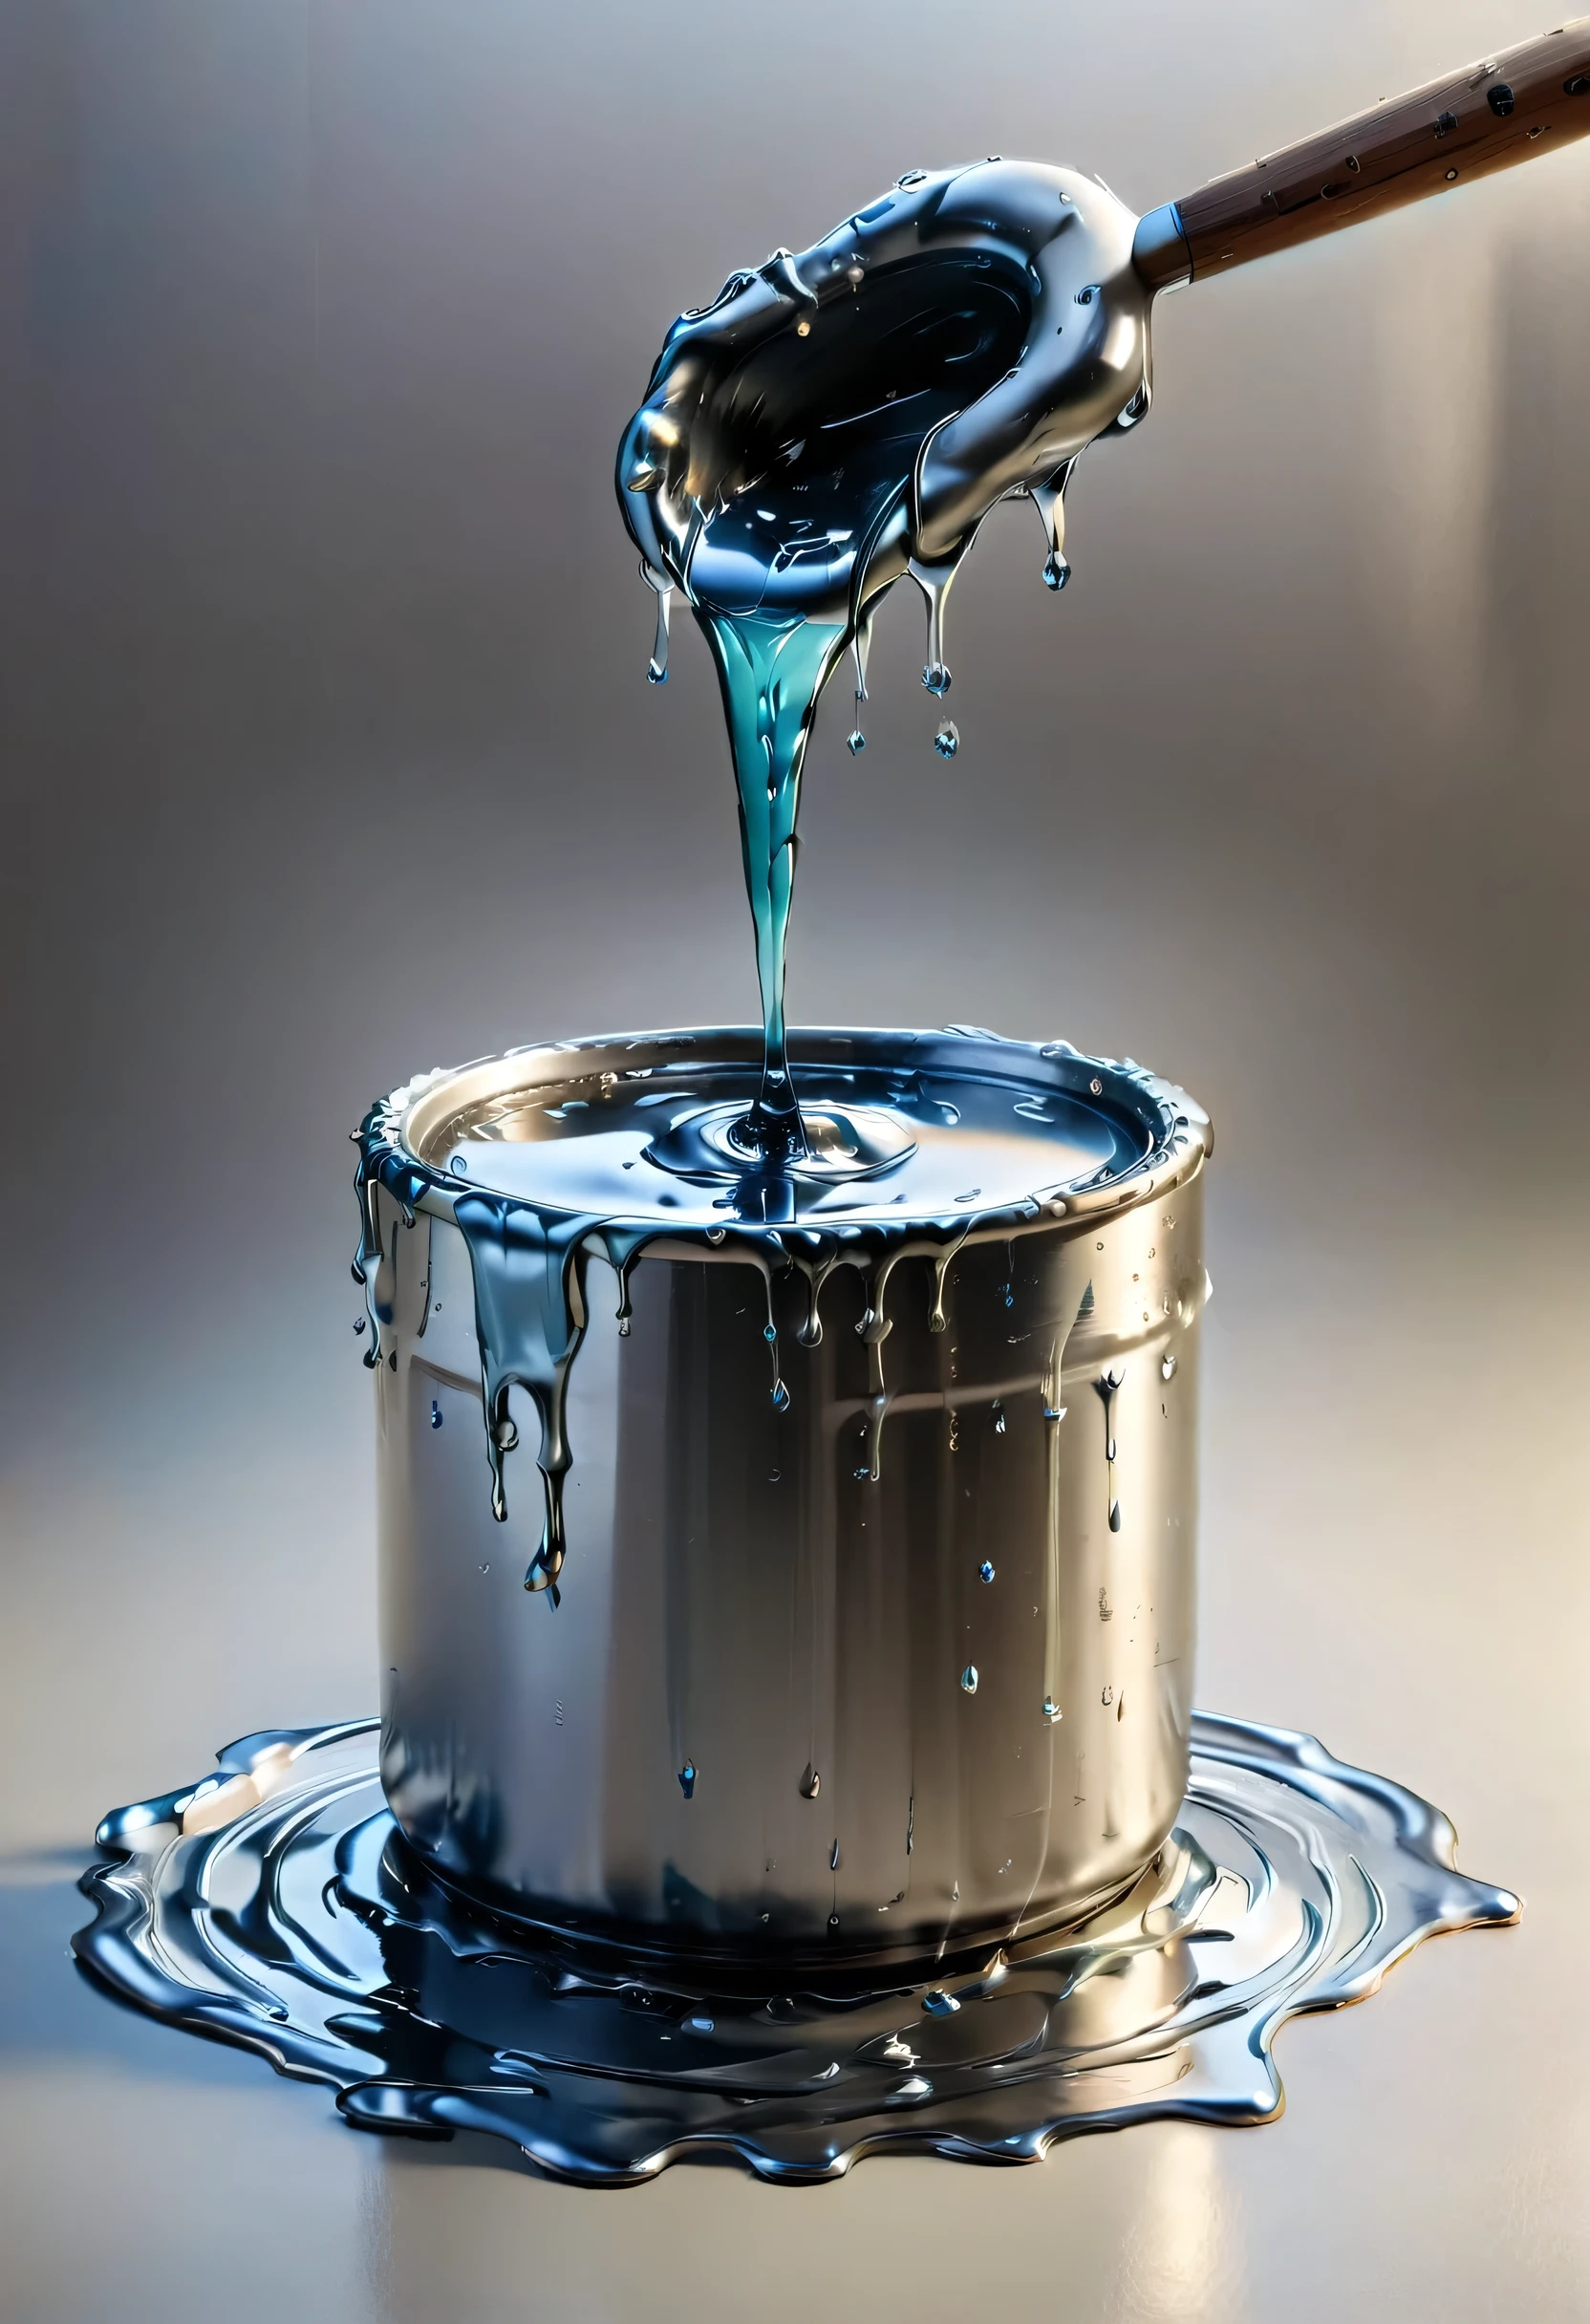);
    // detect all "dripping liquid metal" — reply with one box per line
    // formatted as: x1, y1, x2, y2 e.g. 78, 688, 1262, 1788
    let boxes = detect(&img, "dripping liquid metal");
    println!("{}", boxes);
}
75, 1022, 1520, 2176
